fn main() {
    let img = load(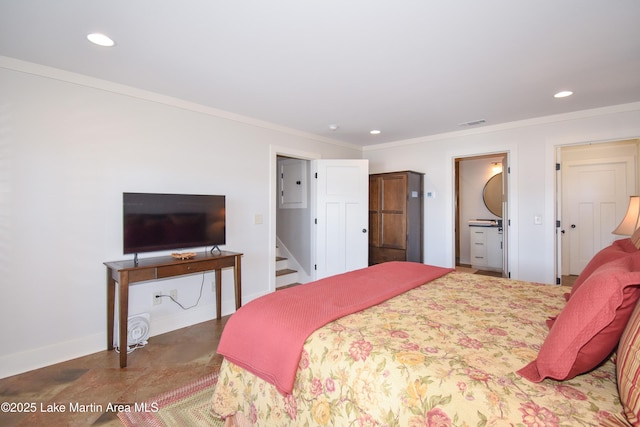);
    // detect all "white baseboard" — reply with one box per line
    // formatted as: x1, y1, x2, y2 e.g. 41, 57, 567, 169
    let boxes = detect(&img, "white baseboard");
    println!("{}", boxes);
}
0, 332, 106, 380
0, 291, 268, 380
0, 309, 217, 380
